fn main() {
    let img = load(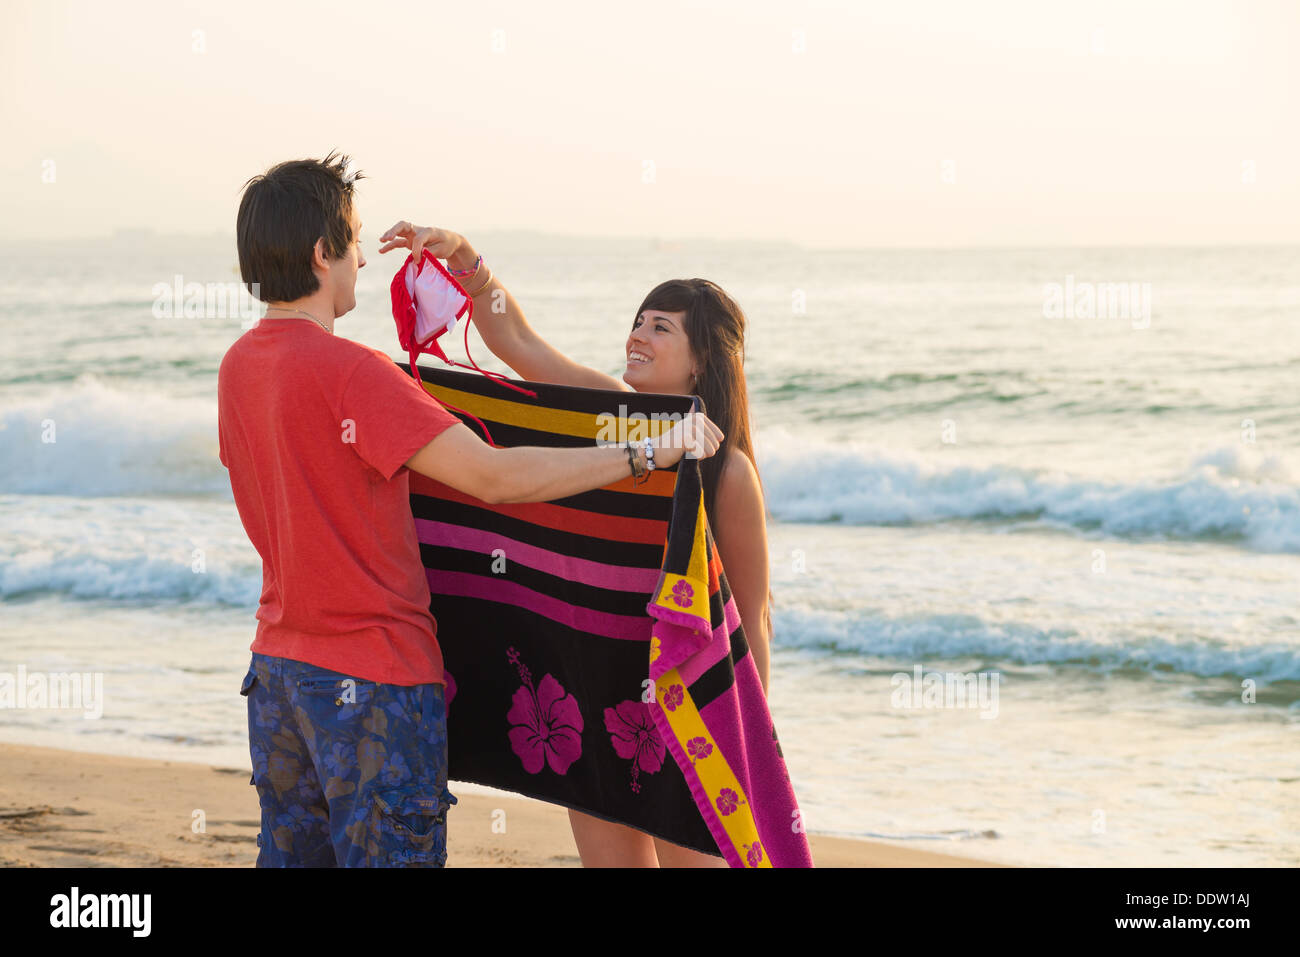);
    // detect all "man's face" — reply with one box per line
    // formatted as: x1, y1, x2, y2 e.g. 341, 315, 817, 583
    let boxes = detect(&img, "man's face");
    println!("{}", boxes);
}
320, 208, 366, 317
